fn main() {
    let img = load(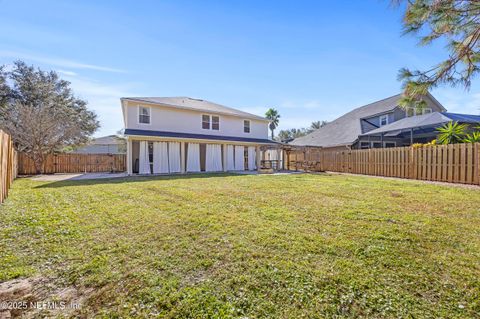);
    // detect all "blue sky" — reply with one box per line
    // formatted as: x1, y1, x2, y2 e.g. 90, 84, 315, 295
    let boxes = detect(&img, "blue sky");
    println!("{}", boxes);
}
1, 0, 479, 137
